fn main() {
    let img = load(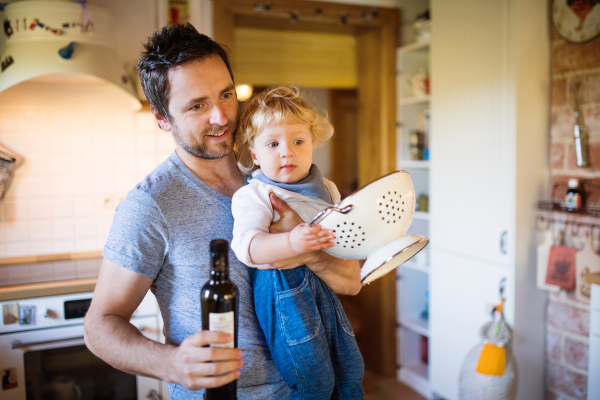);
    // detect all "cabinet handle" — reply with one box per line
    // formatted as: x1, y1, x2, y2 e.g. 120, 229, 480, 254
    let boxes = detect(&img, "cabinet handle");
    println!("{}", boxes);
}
500, 231, 508, 255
